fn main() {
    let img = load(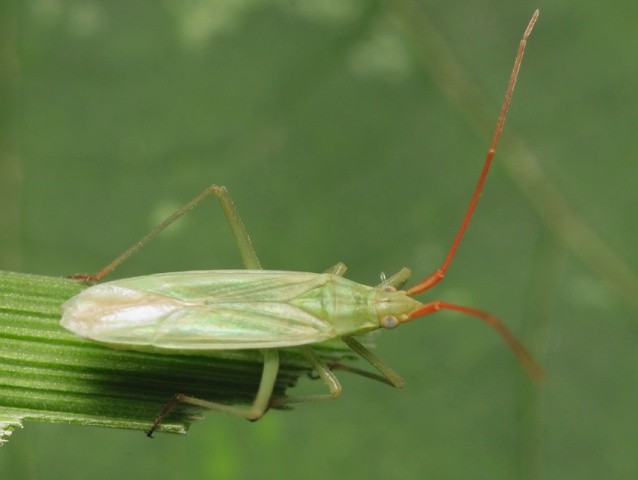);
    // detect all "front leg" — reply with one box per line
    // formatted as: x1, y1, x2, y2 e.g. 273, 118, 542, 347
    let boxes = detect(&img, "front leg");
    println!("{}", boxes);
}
270, 346, 342, 406
341, 336, 405, 388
